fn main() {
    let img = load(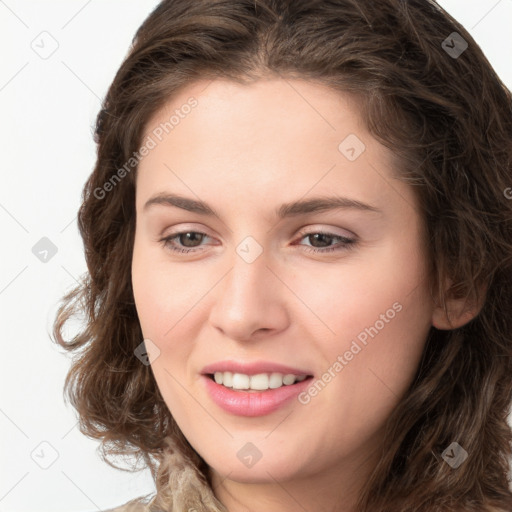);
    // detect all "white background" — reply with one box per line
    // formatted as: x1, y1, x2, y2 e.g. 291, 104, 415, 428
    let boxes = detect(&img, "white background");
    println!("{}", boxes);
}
1, 1, 511, 511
